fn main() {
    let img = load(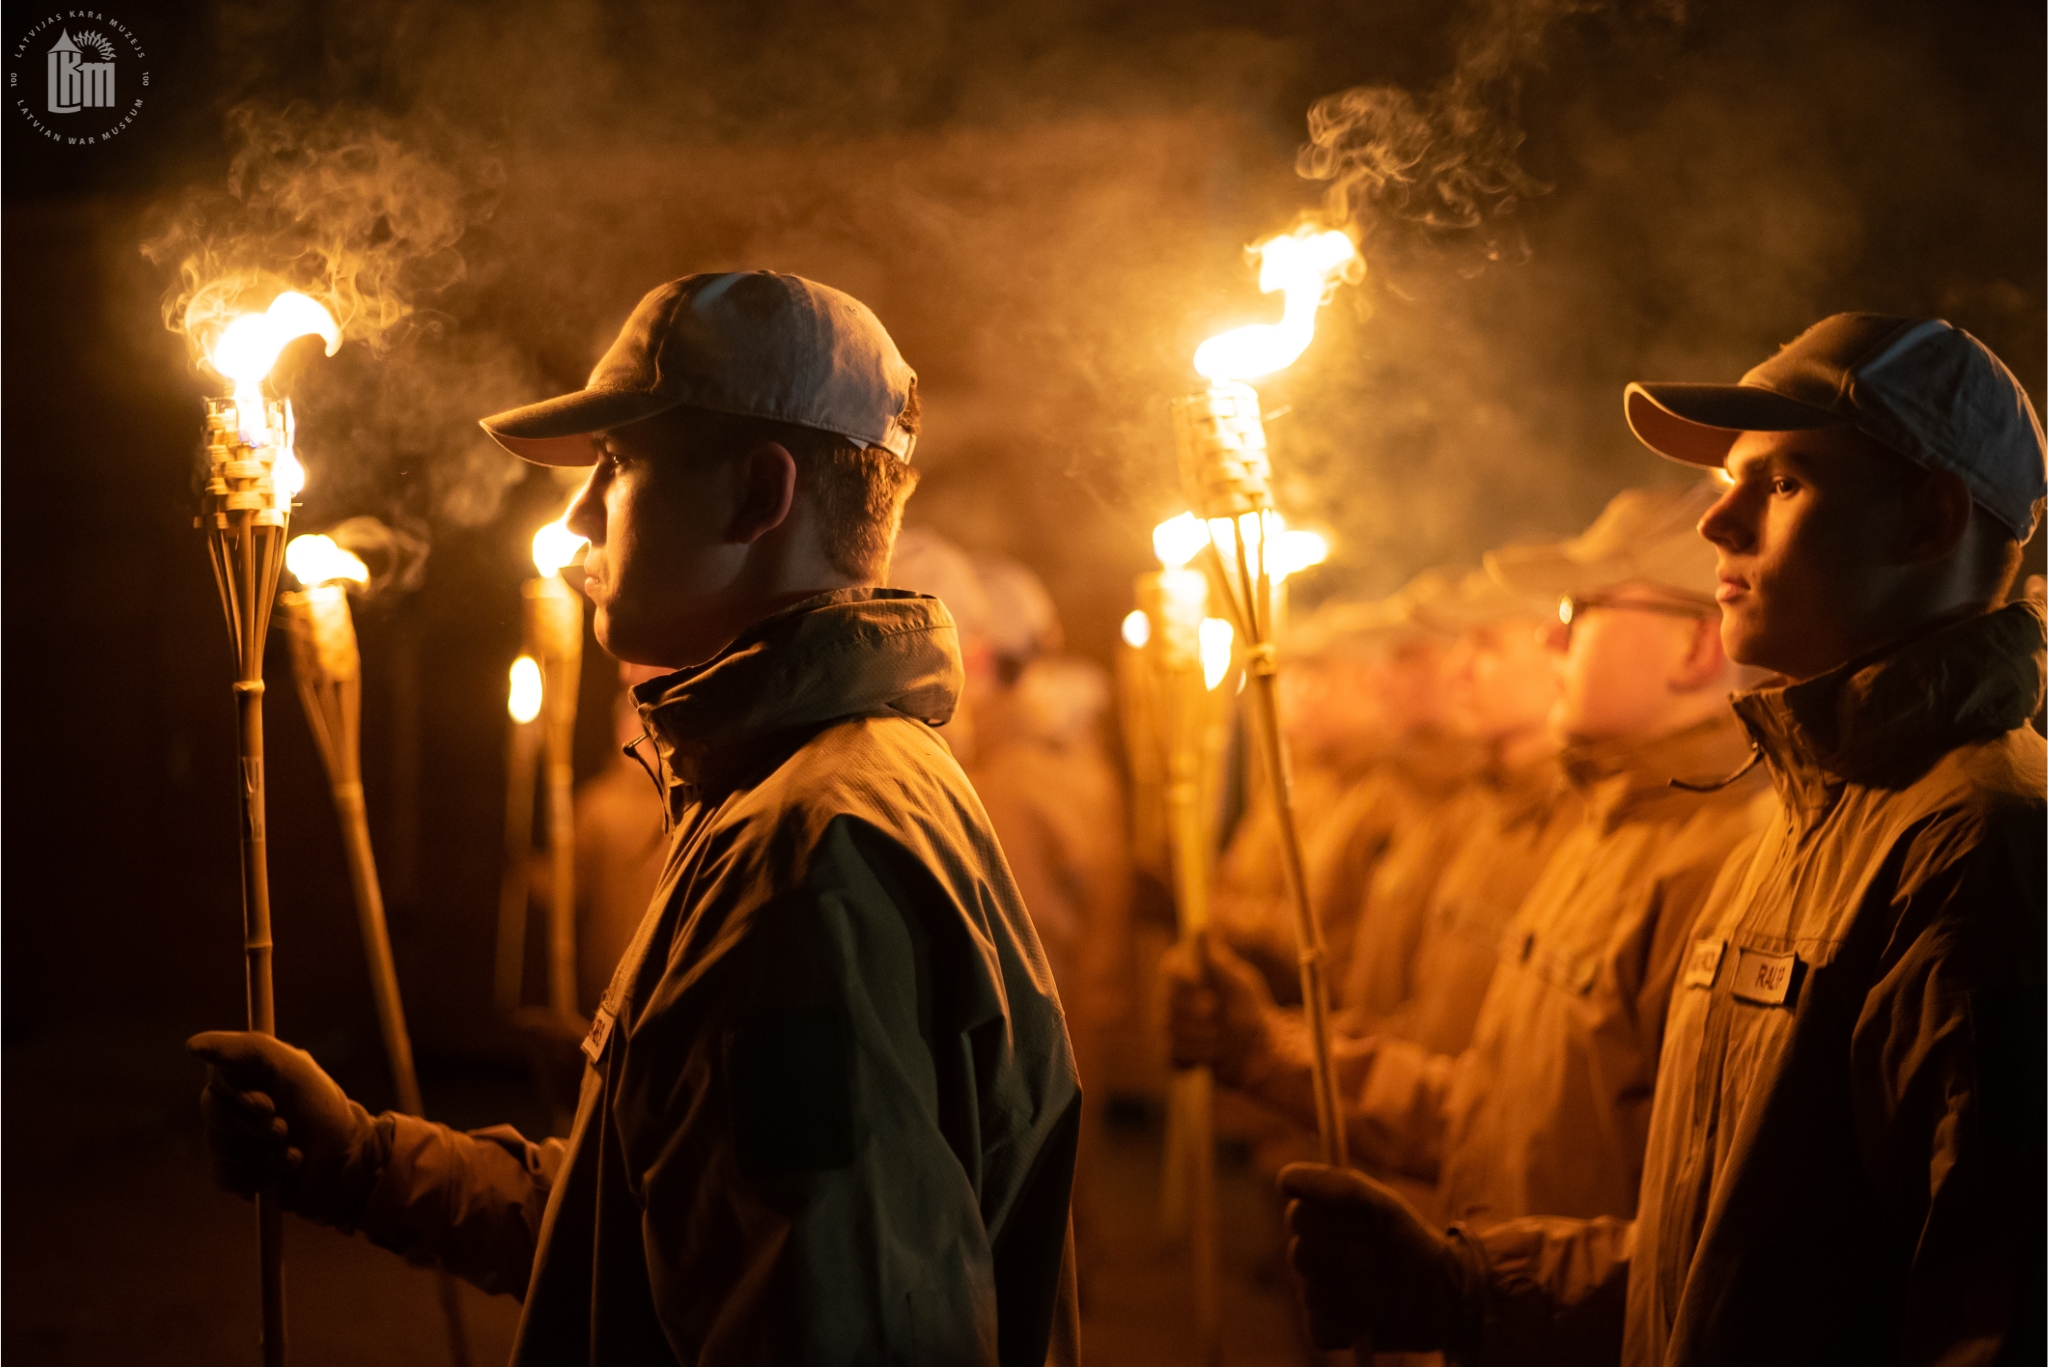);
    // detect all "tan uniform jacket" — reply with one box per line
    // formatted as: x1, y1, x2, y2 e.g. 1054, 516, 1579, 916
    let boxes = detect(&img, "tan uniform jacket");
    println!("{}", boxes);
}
1379, 750, 1578, 1057
1336, 734, 1483, 1029
1323, 715, 1767, 1227
1470, 603, 2047, 1367
341, 591, 1083, 1367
